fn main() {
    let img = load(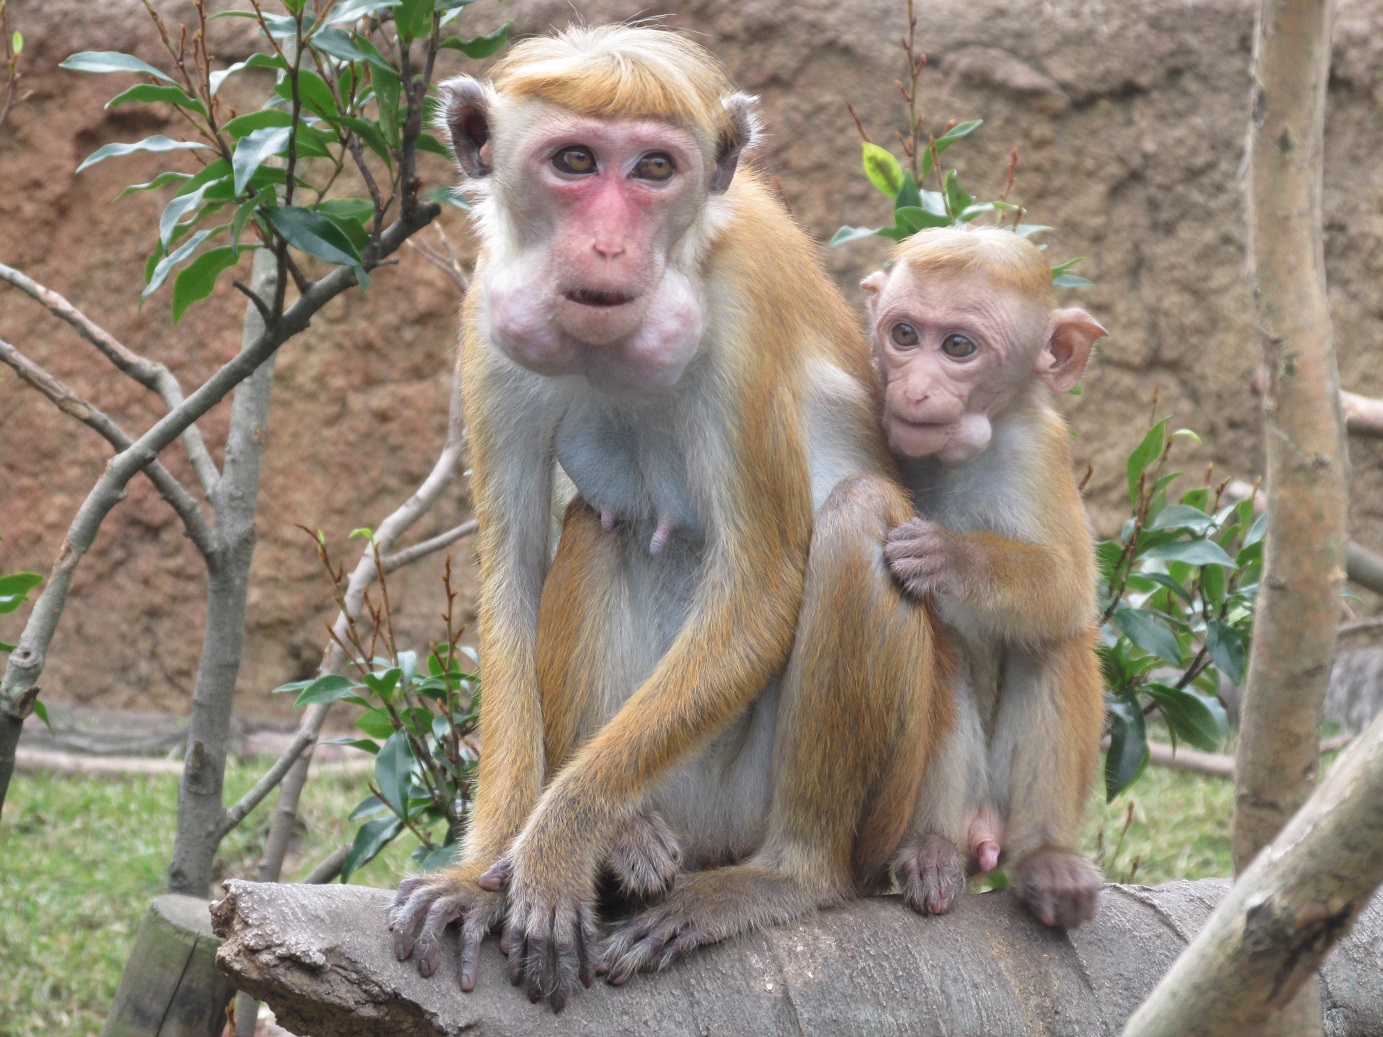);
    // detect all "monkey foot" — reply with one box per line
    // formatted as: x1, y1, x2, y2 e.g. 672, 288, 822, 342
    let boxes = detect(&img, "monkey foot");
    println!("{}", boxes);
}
1012, 849, 1101, 929
387, 868, 505, 990
604, 809, 683, 900
894, 833, 966, 915
598, 895, 712, 985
